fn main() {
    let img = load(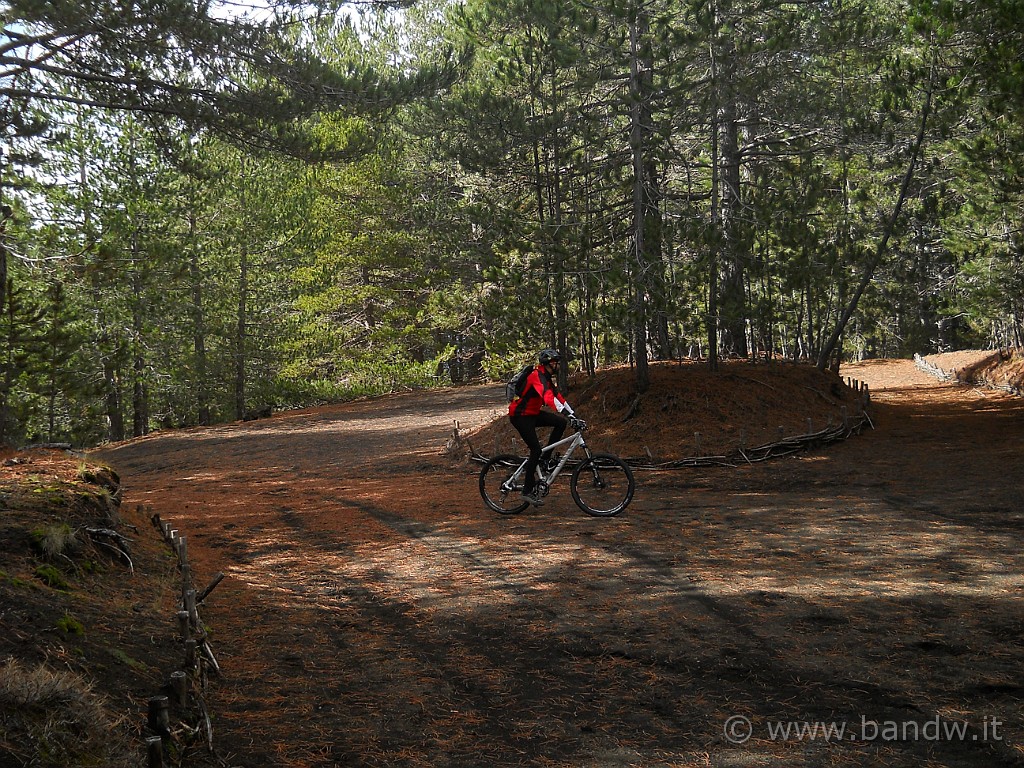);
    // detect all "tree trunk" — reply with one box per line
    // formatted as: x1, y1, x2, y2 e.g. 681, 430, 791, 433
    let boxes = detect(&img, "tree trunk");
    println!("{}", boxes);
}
0, 287, 14, 444
716, 81, 747, 357
131, 233, 148, 437
103, 351, 125, 442
629, 7, 652, 393
189, 208, 210, 426
816, 71, 934, 369
549, 58, 570, 382
235, 243, 248, 420
0, 205, 9, 329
